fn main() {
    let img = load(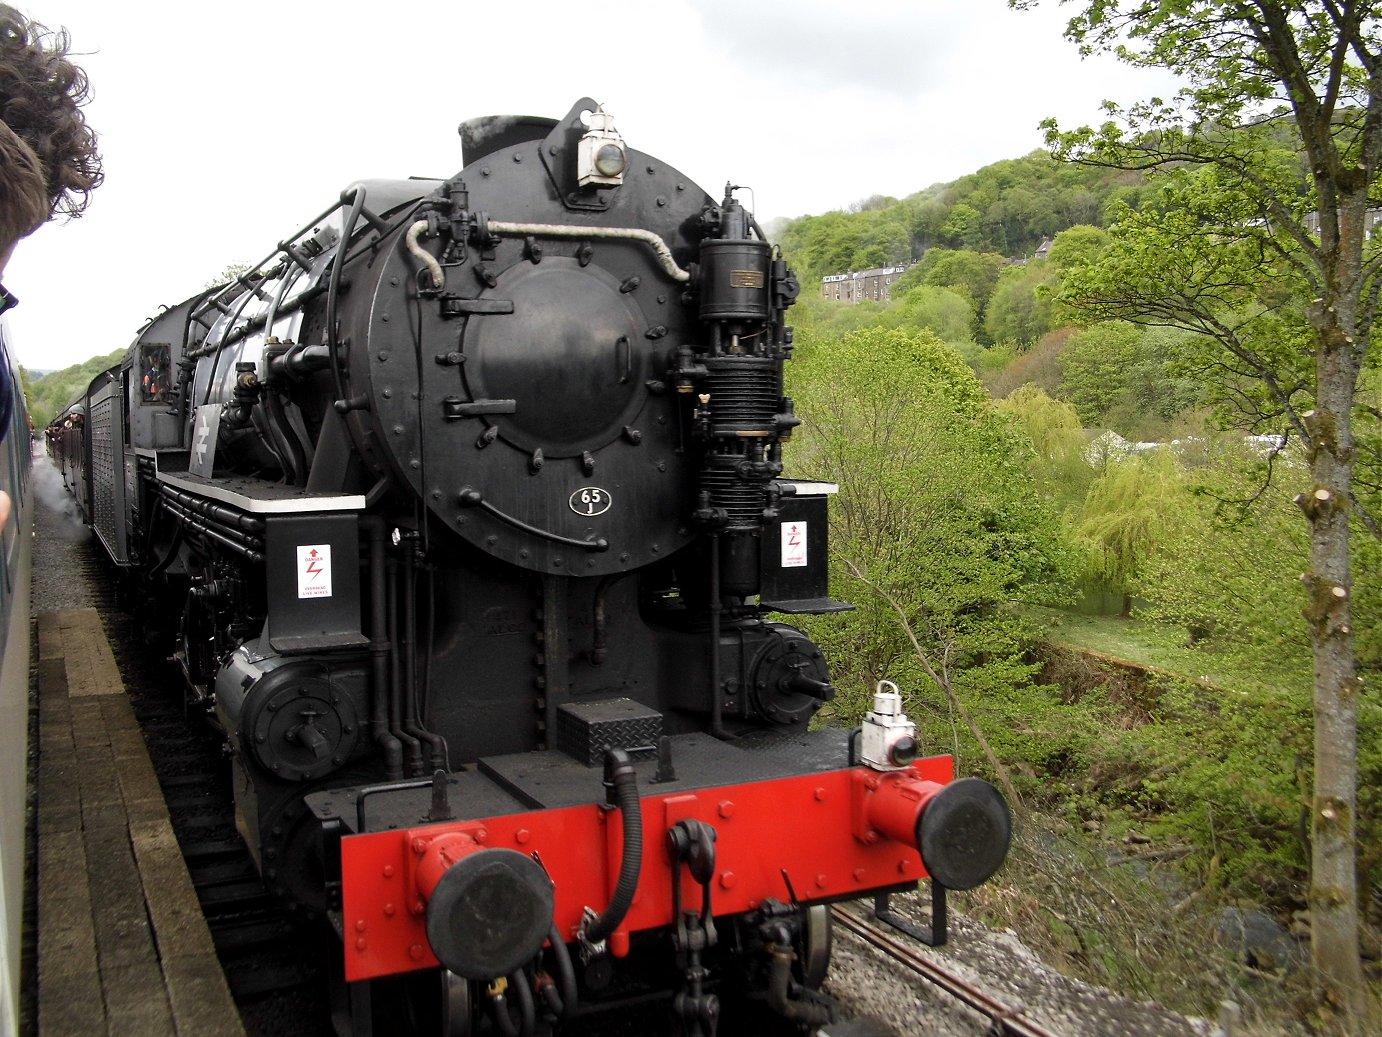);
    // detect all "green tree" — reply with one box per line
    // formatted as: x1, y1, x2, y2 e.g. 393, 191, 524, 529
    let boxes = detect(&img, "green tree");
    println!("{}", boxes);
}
883, 284, 975, 343
993, 385, 1095, 512
940, 202, 984, 250
896, 247, 1009, 319
984, 262, 1058, 347
1075, 449, 1183, 616
1019, 0, 1382, 1017
787, 327, 1075, 740
1045, 224, 1109, 271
